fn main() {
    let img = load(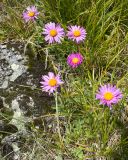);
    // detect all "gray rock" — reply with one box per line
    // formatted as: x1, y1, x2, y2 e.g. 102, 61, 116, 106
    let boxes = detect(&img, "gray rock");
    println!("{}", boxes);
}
0, 44, 28, 84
